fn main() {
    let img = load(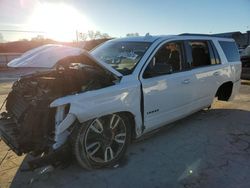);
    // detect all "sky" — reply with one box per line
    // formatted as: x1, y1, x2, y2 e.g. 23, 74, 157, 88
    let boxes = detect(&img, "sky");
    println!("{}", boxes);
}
0, 0, 250, 42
